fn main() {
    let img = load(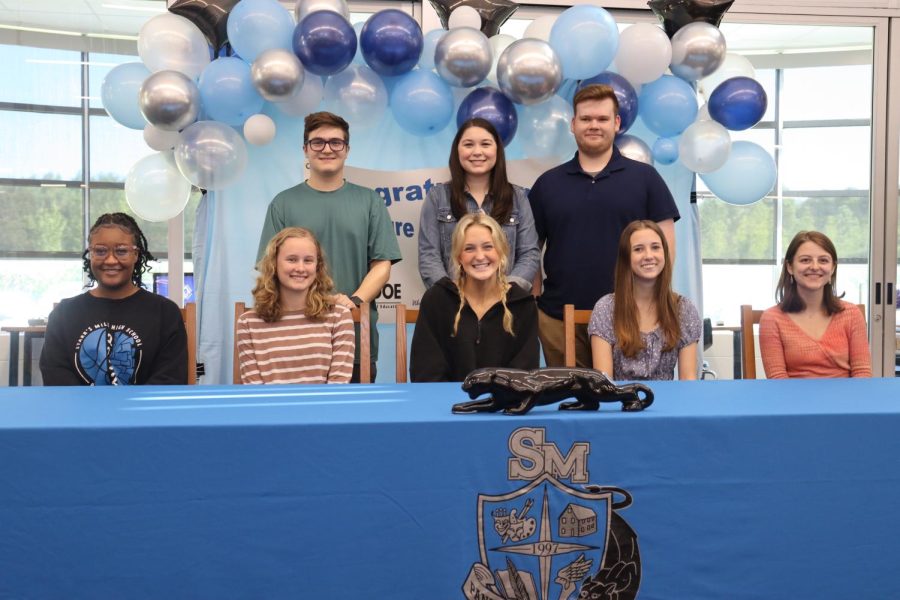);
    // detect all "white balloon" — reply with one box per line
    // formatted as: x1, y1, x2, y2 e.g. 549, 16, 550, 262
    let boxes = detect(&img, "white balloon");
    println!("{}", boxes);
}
143, 124, 181, 151
679, 119, 732, 173
699, 53, 756, 99
449, 5, 481, 30
322, 65, 387, 130
523, 15, 556, 42
614, 23, 672, 86
697, 103, 711, 121
125, 152, 192, 222
487, 34, 516, 84
138, 13, 210, 79
275, 73, 324, 116
243, 114, 277, 145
